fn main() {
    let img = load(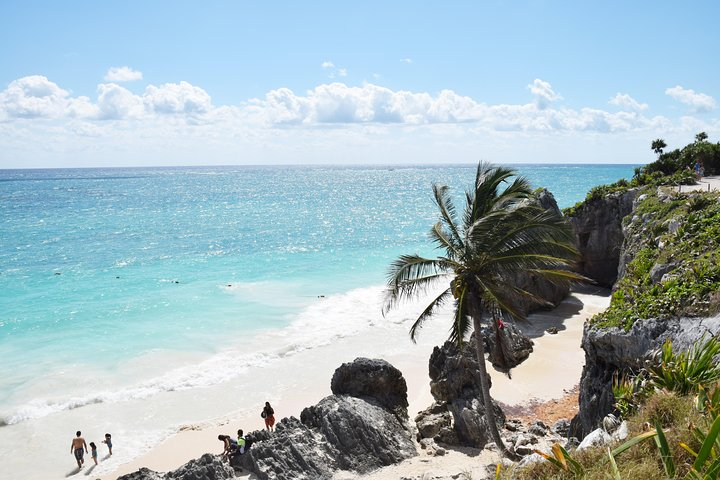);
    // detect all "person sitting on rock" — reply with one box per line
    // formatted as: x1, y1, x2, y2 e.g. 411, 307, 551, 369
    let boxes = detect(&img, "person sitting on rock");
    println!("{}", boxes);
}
236, 429, 246, 454
217, 434, 238, 462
